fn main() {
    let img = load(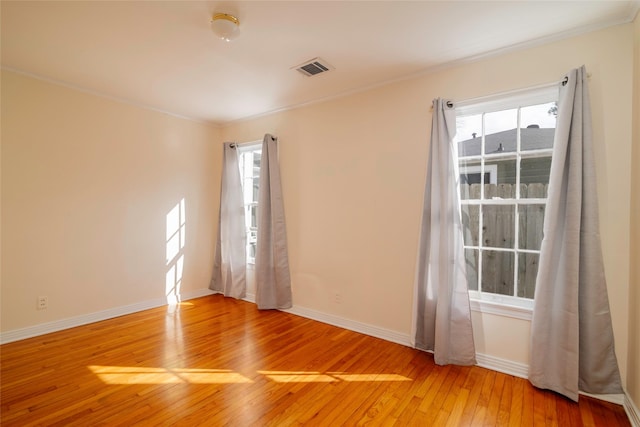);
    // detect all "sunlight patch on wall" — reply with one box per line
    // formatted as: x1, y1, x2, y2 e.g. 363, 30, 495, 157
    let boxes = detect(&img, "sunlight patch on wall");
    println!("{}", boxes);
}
165, 199, 186, 305
88, 366, 253, 385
